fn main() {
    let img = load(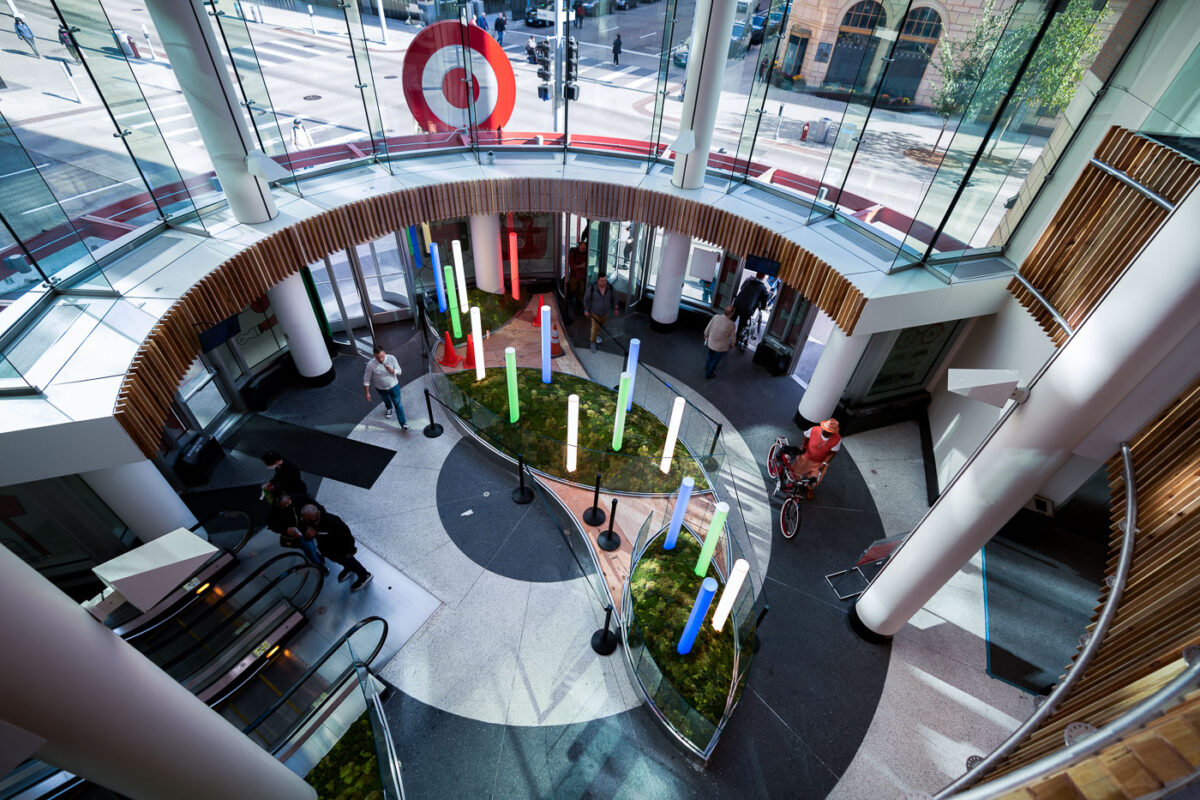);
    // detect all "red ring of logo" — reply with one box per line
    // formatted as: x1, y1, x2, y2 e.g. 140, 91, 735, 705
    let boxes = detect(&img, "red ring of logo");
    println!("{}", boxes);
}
402, 21, 517, 133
